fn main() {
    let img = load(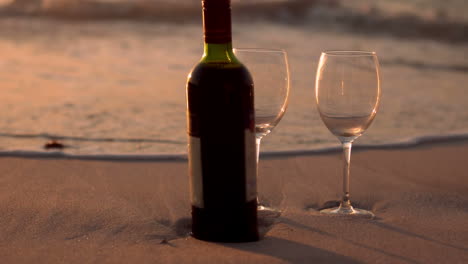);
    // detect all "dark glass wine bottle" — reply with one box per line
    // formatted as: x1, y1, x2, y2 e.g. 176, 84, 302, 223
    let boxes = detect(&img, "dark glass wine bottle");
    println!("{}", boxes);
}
186, 0, 259, 242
